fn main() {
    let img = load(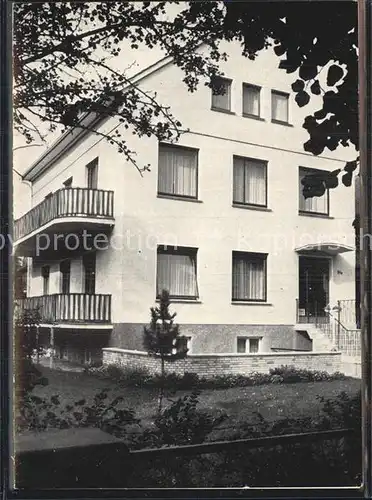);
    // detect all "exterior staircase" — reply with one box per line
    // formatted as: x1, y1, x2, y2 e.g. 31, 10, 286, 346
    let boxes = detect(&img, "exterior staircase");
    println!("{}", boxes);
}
294, 323, 336, 352
295, 299, 361, 377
